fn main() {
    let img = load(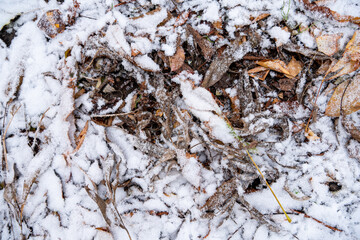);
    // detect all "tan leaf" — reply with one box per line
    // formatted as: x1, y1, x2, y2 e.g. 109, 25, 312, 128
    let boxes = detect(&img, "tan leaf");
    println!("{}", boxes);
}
285, 57, 303, 78
170, 46, 185, 72
325, 75, 360, 117
257, 59, 291, 75
316, 34, 342, 56
329, 30, 360, 79
248, 66, 270, 80
305, 127, 320, 141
